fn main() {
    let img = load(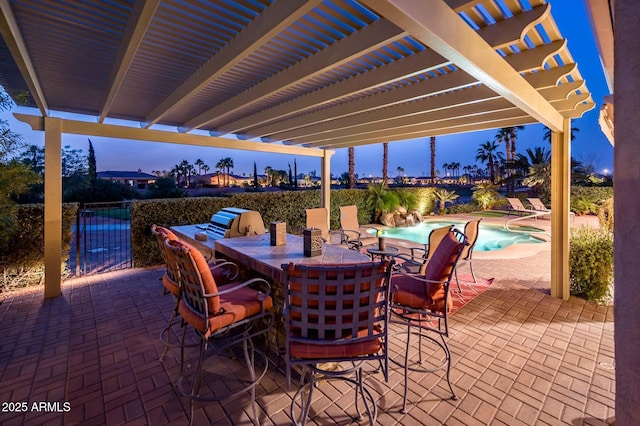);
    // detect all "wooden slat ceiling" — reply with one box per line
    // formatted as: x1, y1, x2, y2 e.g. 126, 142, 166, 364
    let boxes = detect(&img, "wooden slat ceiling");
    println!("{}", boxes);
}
0, 0, 594, 150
